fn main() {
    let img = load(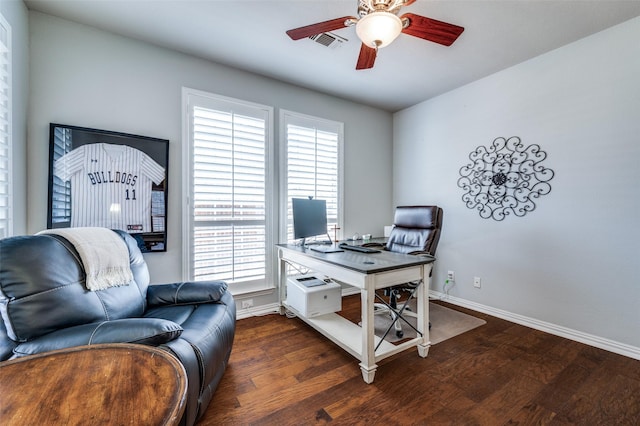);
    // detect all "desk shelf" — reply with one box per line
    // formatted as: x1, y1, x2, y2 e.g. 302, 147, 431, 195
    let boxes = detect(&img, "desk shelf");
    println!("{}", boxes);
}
284, 303, 425, 364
